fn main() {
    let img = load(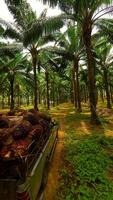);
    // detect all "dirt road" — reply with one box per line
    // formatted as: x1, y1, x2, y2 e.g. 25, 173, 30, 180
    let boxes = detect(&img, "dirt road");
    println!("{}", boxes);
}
43, 106, 68, 200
